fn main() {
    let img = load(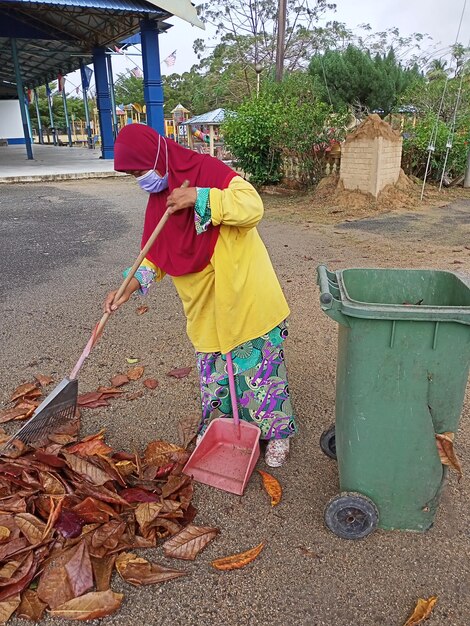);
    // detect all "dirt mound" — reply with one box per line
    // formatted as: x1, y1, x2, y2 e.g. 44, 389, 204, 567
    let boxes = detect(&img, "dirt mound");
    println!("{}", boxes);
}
346, 113, 401, 143
313, 170, 418, 214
